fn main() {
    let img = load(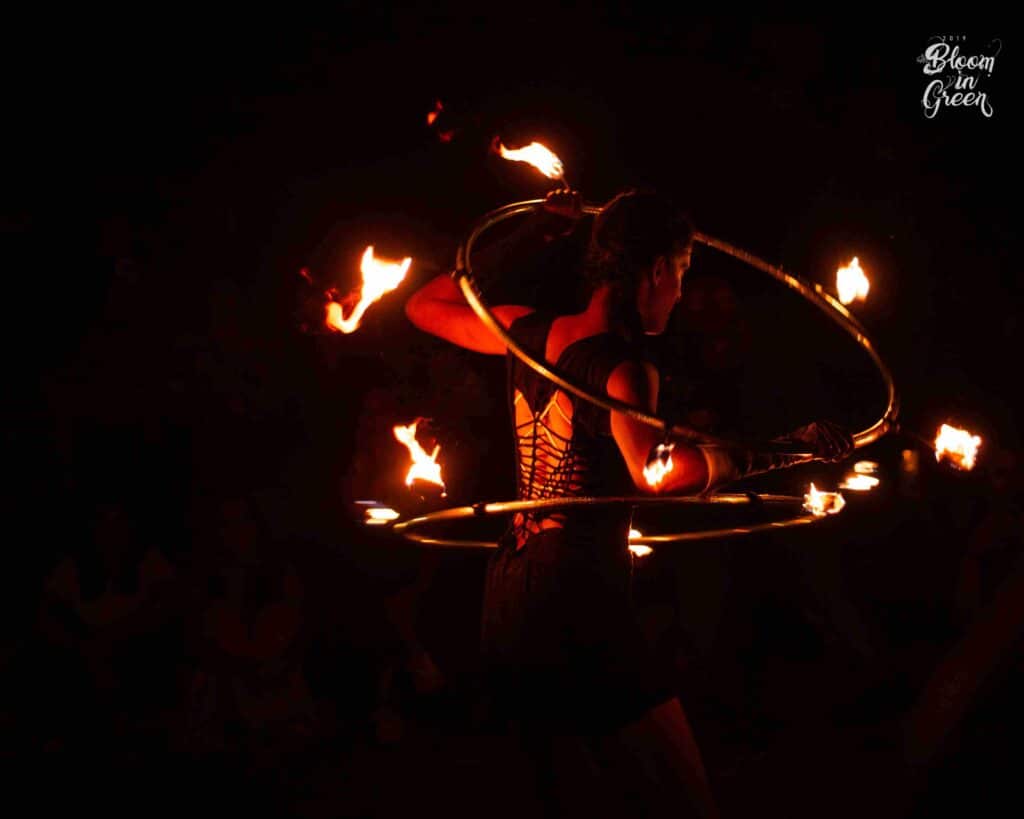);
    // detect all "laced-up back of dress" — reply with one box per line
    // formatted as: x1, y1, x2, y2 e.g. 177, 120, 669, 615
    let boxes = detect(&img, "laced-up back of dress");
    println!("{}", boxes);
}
506, 312, 637, 549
